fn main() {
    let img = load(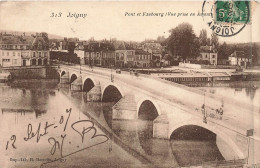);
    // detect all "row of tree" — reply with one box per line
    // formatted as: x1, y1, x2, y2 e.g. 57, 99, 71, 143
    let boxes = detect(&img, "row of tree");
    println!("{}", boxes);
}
50, 51, 79, 64
166, 23, 219, 62
164, 22, 259, 65
218, 42, 259, 64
